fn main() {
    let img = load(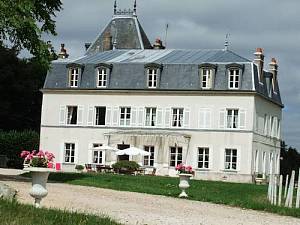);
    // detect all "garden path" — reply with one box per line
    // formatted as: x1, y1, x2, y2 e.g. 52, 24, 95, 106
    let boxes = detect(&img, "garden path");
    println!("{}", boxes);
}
0, 175, 299, 225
